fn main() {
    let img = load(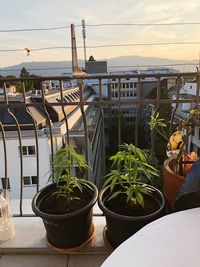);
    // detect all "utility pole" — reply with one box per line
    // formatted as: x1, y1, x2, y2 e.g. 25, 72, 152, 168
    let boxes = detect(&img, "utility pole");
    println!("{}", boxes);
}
82, 19, 87, 63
